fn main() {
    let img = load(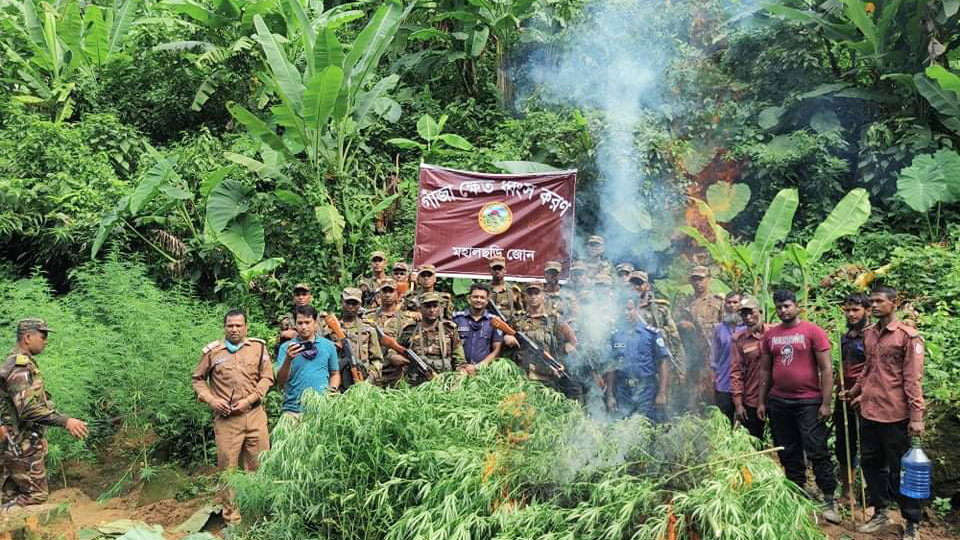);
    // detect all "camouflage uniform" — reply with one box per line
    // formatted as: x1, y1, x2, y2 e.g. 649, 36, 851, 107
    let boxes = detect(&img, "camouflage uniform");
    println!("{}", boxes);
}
674, 292, 723, 406
356, 275, 390, 309
365, 307, 414, 386
545, 287, 577, 323
403, 291, 454, 320
583, 259, 614, 282
0, 350, 69, 507
509, 312, 583, 400
490, 283, 525, 320
397, 320, 465, 386
328, 318, 385, 386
